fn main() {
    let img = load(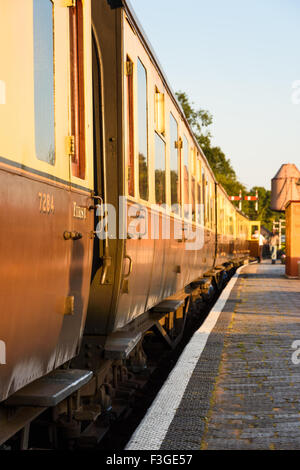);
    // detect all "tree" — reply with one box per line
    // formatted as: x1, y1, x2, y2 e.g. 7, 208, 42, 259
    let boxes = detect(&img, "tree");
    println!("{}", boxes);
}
175, 91, 278, 227
176, 91, 246, 197
242, 187, 281, 231
175, 91, 212, 140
